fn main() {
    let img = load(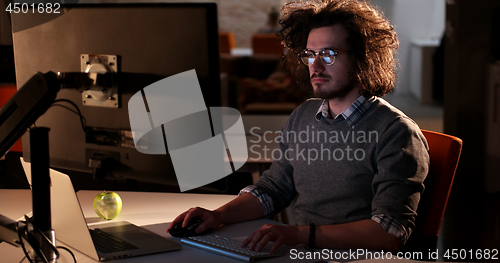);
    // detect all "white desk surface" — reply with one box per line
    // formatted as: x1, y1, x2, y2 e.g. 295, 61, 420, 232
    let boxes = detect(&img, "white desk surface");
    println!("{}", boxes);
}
1, 189, 421, 263
0, 189, 306, 263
